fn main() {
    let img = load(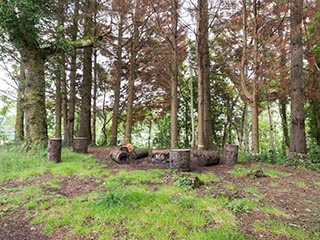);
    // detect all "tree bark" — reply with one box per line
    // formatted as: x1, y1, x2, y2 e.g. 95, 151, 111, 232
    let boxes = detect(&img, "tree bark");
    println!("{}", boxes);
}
48, 138, 62, 163
170, 149, 191, 171
290, 0, 307, 154
110, 8, 124, 146
109, 149, 130, 164
124, 0, 140, 144
66, 0, 80, 146
79, 0, 93, 142
92, 48, 97, 145
197, 0, 212, 150
194, 150, 220, 166
21, 49, 48, 149
251, 0, 260, 155
73, 137, 88, 153
170, 0, 179, 149
221, 144, 238, 165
